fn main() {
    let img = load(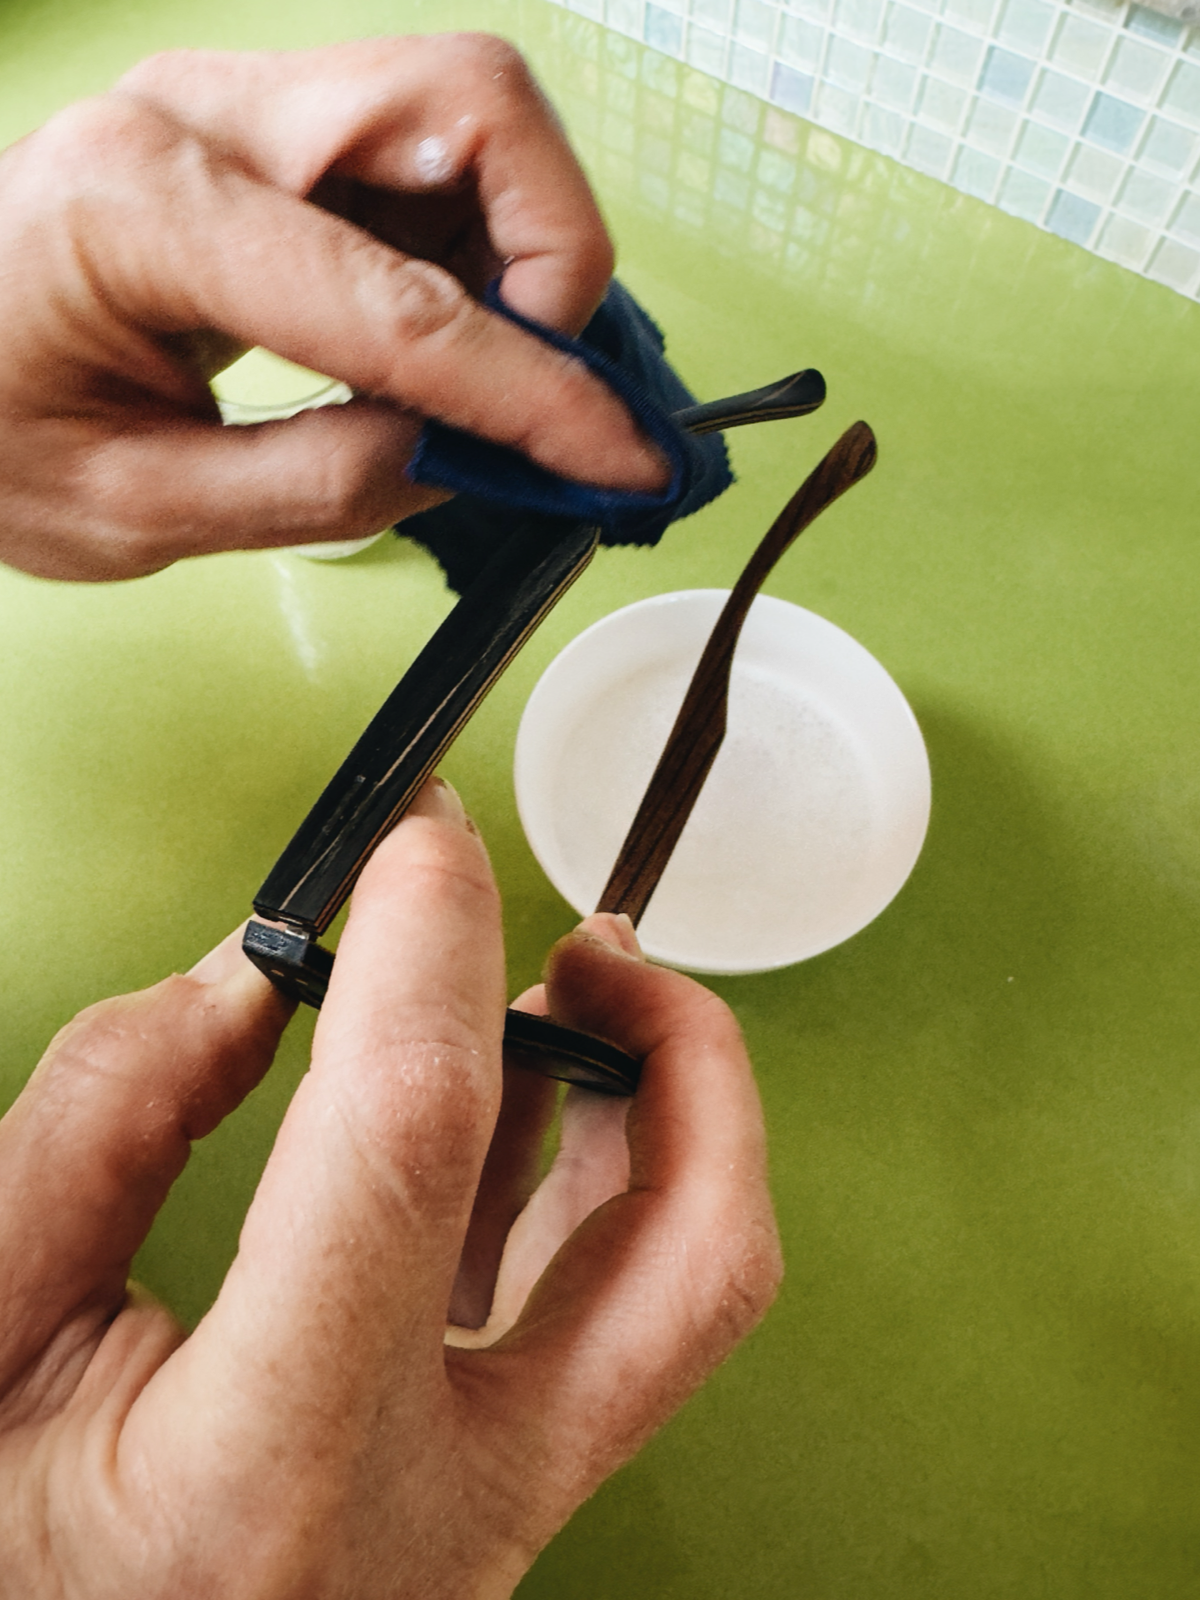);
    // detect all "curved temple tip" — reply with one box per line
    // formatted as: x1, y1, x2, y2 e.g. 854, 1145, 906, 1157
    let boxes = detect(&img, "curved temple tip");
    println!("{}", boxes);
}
795, 367, 827, 406
845, 419, 879, 478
